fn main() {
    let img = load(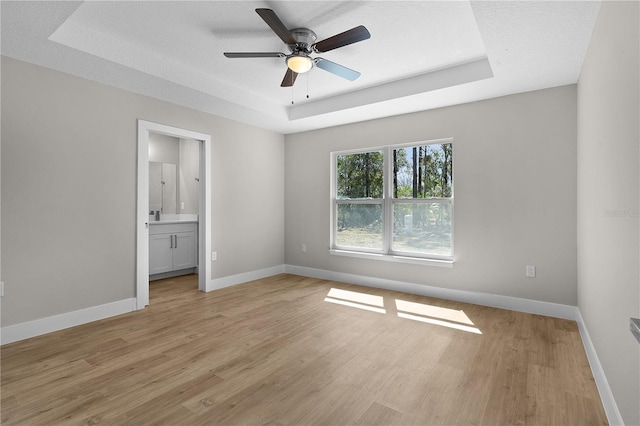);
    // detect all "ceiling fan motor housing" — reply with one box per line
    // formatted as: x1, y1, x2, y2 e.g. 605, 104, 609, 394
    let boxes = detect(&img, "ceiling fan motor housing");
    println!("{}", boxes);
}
288, 28, 317, 54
